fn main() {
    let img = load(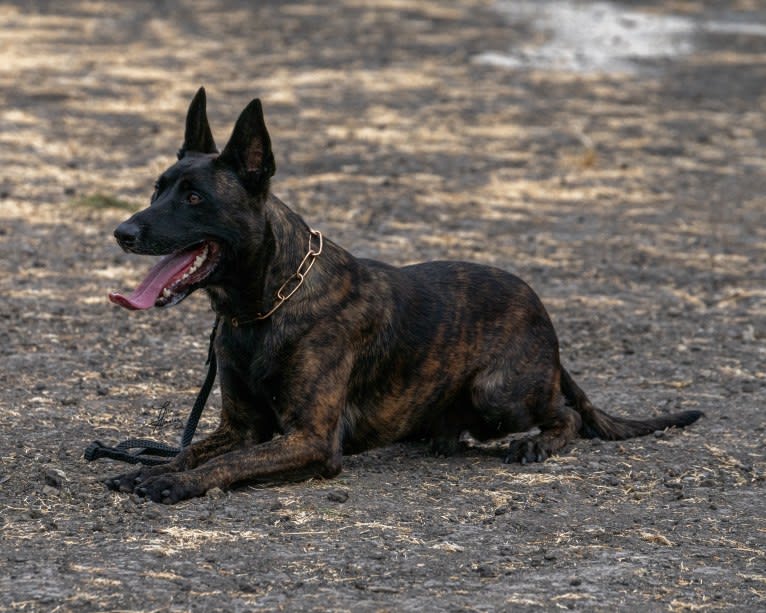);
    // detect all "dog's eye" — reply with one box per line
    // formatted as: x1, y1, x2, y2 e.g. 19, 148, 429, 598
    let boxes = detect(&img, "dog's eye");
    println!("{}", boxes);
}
187, 192, 202, 205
